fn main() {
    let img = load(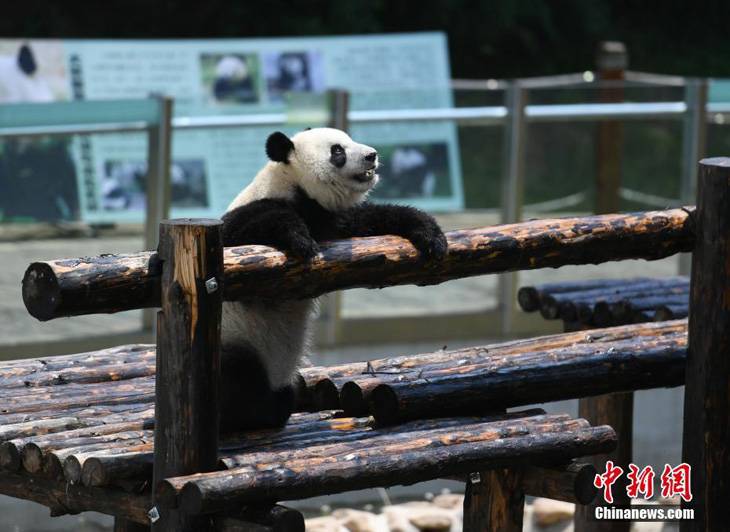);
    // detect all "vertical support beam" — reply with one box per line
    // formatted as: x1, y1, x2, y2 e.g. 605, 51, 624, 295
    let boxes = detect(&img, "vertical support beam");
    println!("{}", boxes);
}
572, 321, 632, 532
327, 88, 350, 131
152, 219, 223, 532
463, 468, 524, 532
679, 79, 708, 275
594, 41, 627, 215
574, 393, 633, 532
581, 46, 633, 531
320, 89, 350, 345
681, 158, 730, 531
114, 518, 150, 532
143, 95, 174, 332
499, 82, 528, 335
